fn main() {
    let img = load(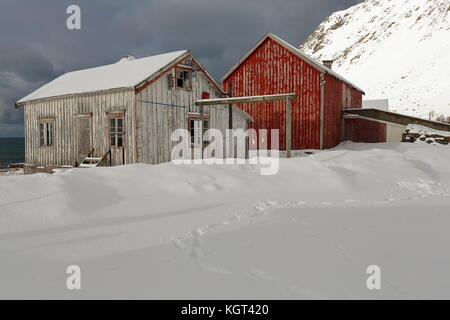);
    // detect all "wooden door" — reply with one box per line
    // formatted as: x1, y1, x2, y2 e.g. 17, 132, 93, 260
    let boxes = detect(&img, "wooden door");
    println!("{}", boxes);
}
76, 116, 92, 163
109, 117, 125, 166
